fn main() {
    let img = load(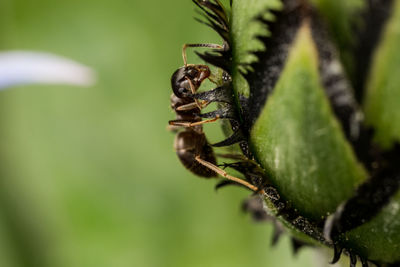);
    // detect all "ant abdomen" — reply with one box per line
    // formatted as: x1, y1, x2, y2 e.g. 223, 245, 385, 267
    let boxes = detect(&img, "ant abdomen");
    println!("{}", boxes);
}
174, 130, 217, 178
